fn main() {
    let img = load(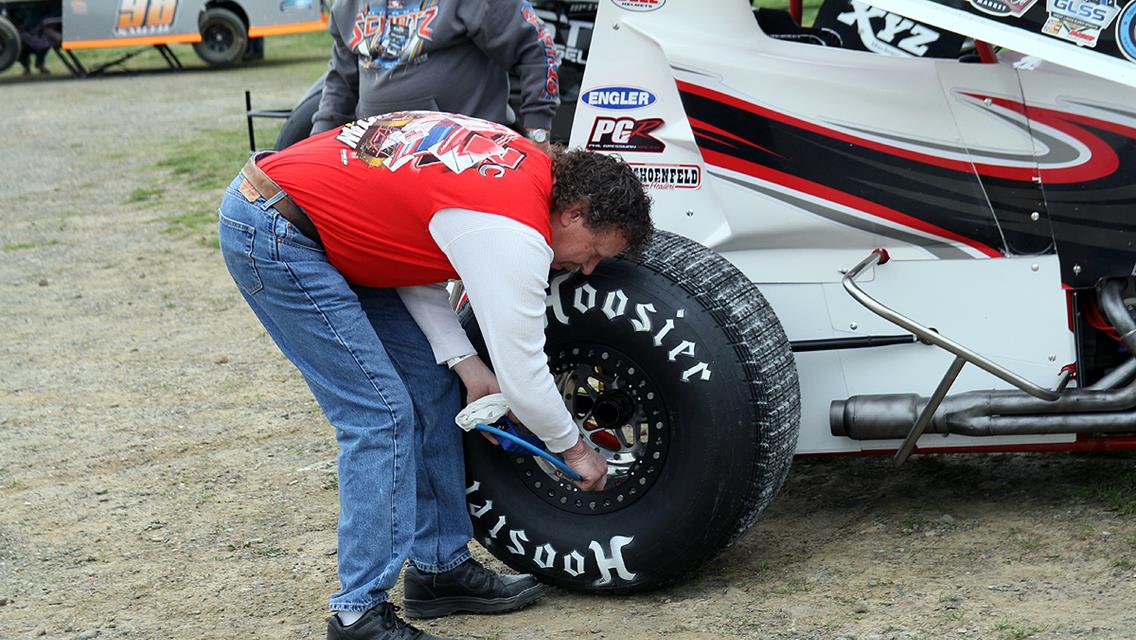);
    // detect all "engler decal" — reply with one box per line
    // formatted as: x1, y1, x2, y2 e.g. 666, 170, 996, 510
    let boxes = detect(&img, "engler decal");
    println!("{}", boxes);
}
581, 86, 658, 110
